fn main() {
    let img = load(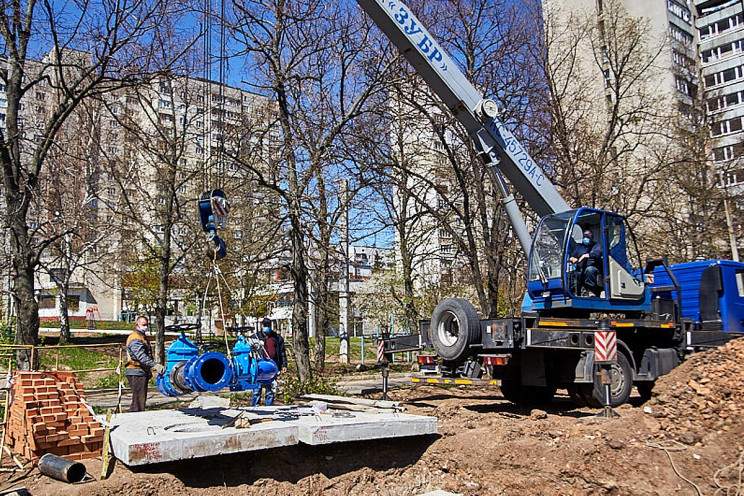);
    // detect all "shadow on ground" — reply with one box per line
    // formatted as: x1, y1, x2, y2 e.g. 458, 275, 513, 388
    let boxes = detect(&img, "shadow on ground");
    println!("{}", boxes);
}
135, 434, 438, 488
